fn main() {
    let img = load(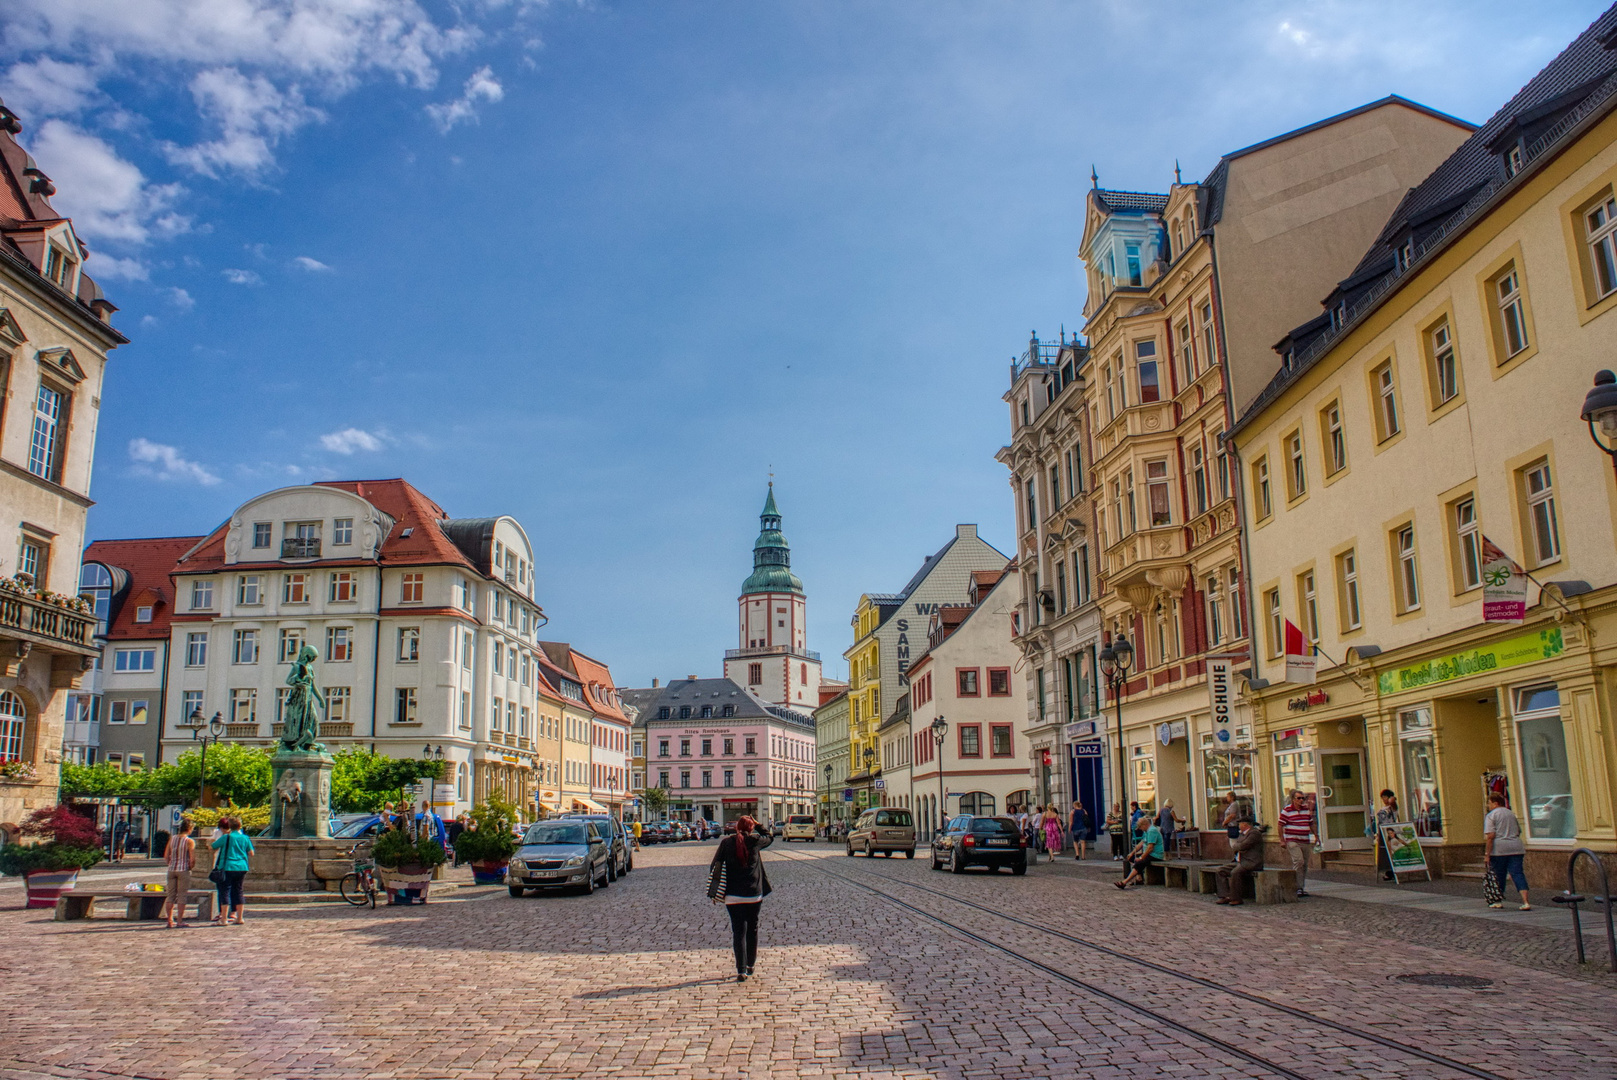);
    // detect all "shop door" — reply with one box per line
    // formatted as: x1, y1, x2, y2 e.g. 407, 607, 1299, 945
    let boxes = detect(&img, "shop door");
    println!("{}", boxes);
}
1318, 751, 1370, 850
1070, 744, 1104, 840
